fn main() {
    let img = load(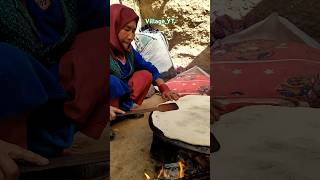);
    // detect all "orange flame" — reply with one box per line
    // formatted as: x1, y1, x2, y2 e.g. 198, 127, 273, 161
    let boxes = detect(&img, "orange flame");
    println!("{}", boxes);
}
158, 166, 164, 178
157, 161, 185, 179
178, 161, 185, 178
144, 172, 151, 180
